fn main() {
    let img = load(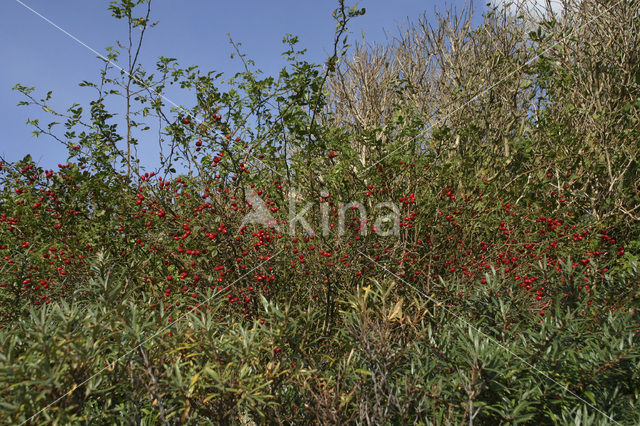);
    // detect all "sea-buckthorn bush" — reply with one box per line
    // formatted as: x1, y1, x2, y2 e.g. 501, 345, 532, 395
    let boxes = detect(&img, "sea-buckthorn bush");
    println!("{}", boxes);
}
1, 0, 639, 424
